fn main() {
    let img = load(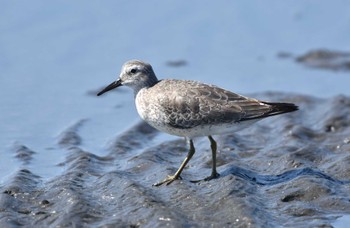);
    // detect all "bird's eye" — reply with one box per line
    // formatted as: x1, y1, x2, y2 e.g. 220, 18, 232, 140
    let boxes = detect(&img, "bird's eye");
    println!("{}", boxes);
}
130, 68, 137, 74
